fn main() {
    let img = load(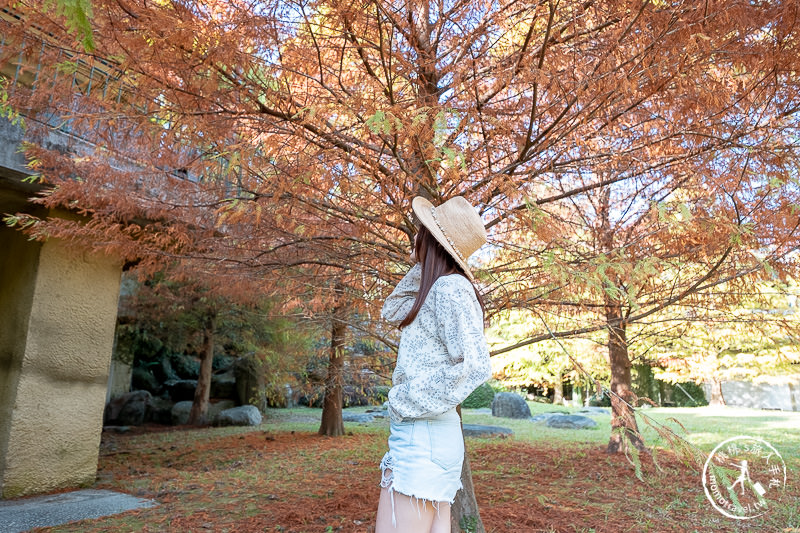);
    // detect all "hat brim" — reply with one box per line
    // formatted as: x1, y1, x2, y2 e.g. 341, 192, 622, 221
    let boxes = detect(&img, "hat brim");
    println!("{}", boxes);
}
412, 196, 476, 283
